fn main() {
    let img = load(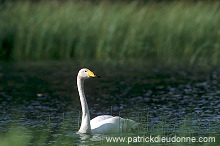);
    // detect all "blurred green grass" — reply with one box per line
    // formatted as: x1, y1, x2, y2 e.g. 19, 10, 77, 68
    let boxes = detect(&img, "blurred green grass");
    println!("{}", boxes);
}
0, 1, 219, 65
